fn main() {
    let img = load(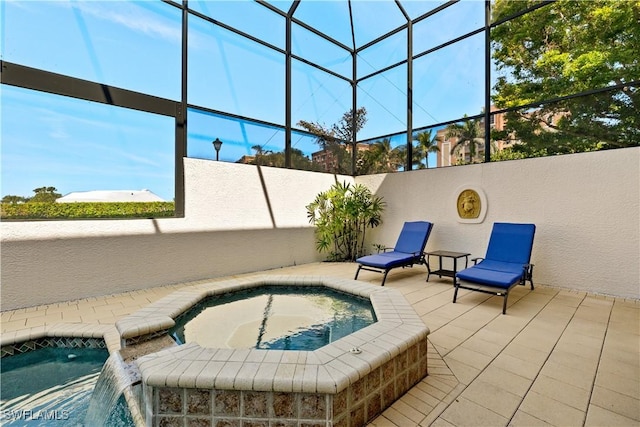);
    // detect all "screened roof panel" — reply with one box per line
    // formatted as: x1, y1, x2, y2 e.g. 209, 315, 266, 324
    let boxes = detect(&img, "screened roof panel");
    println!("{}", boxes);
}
397, 0, 449, 20
190, 0, 285, 49
263, 0, 294, 14
292, 1, 354, 48
350, 1, 408, 47
292, 1, 410, 50
291, 22, 352, 77
413, 1, 484, 54
357, 29, 407, 78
